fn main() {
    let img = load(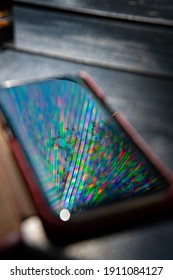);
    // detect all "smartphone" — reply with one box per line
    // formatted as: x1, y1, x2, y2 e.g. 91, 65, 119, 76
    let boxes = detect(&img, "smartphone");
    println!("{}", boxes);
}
0, 73, 173, 244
